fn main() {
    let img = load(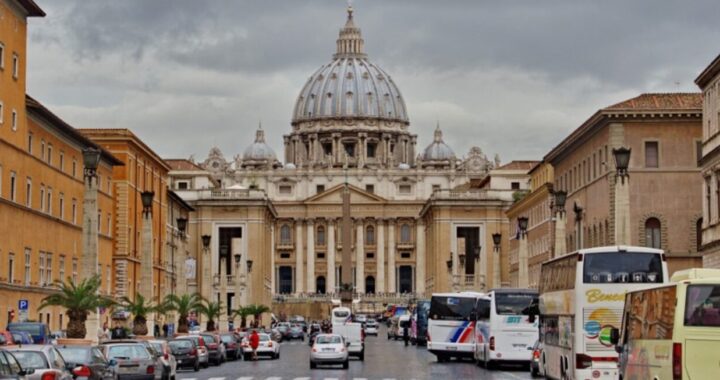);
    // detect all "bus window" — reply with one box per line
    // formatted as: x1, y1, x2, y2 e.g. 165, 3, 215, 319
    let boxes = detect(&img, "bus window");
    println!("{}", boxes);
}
583, 252, 663, 284
476, 299, 490, 320
495, 293, 537, 315
430, 296, 476, 321
685, 285, 720, 327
